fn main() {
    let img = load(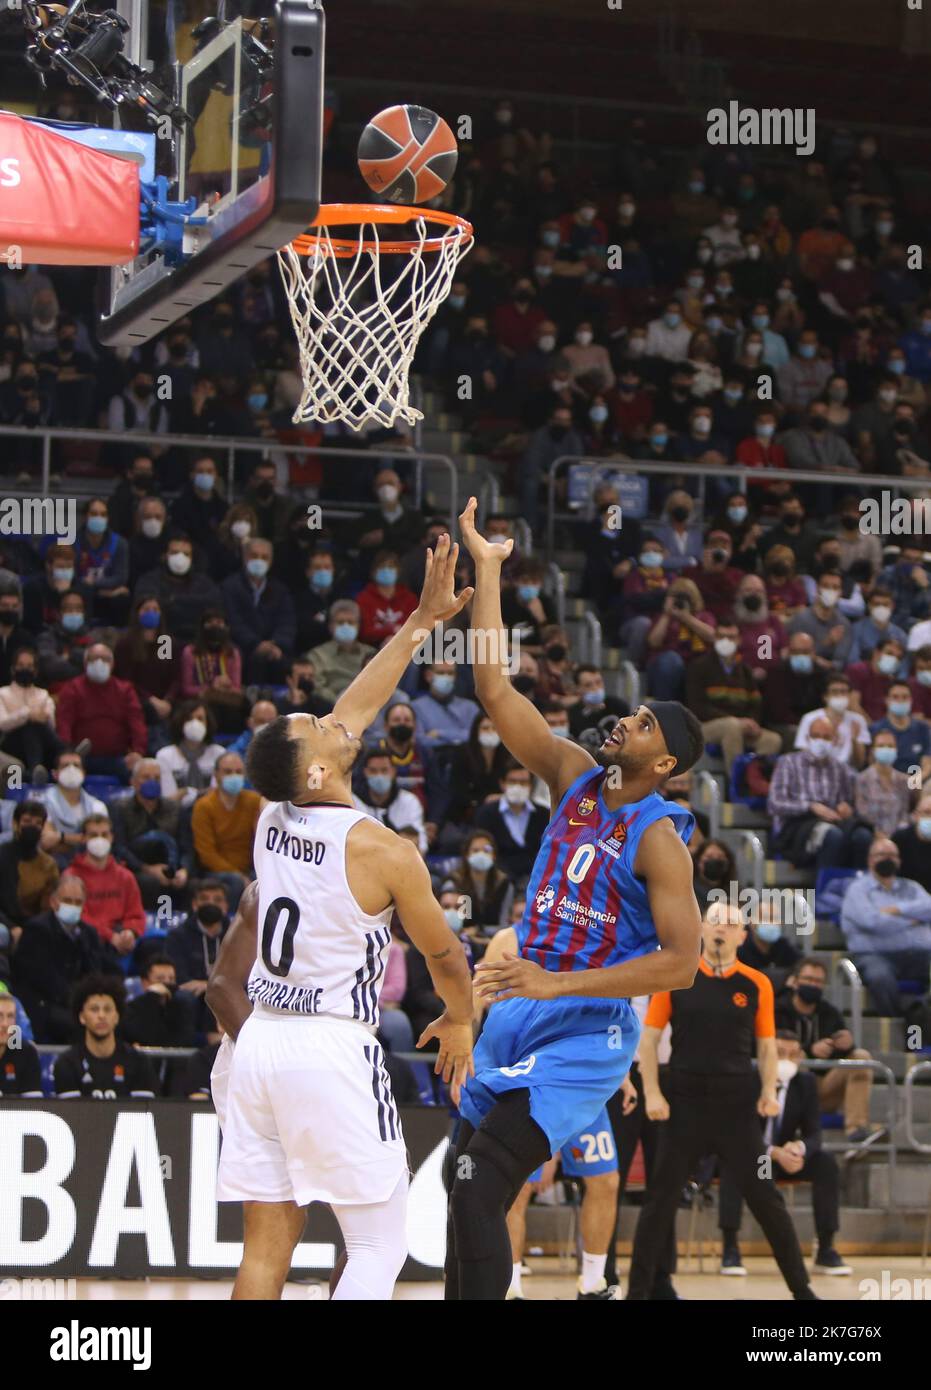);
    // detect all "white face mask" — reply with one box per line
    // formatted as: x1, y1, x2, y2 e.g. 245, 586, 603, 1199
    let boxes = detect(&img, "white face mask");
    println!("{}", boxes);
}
86, 659, 111, 684
86, 836, 111, 859
141, 517, 164, 539
538, 334, 556, 353
809, 738, 833, 760
58, 765, 85, 790
871, 605, 892, 625
167, 551, 192, 576
575, 330, 593, 346
827, 694, 849, 712
714, 638, 737, 659
183, 718, 207, 744
377, 484, 400, 505
231, 520, 251, 540
818, 588, 839, 608
776, 1058, 798, 1085
478, 731, 501, 749
504, 783, 530, 806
